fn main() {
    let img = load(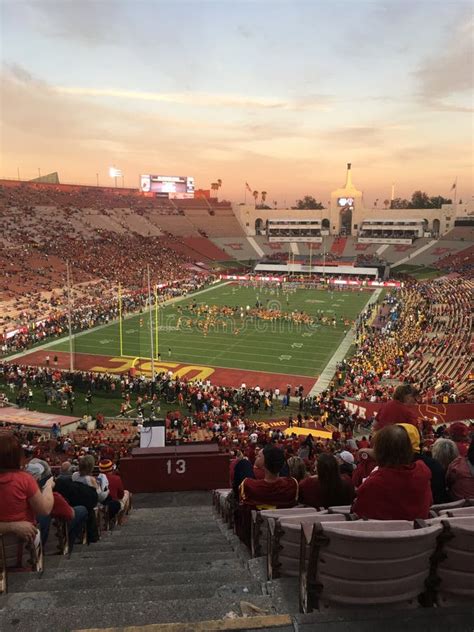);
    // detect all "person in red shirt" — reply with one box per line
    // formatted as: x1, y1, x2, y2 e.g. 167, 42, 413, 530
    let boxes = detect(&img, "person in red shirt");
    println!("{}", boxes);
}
237, 446, 297, 547
352, 425, 432, 520
448, 422, 470, 457
357, 436, 370, 449
0, 435, 54, 526
352, 451, 377, 488
374, 384, 419, 432
98, 459, 131, 519
299, 453, 354, 509
447, 438, 474, 500
240, 446, 298, 508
